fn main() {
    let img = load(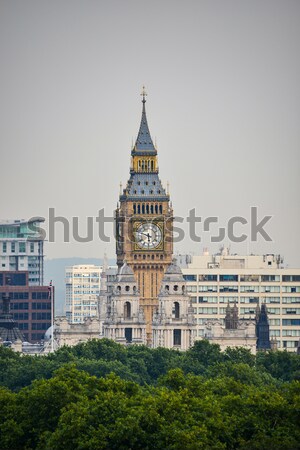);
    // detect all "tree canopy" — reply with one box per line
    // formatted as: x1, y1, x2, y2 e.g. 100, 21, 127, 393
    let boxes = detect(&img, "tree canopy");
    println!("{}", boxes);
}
0, 340, 299, 449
